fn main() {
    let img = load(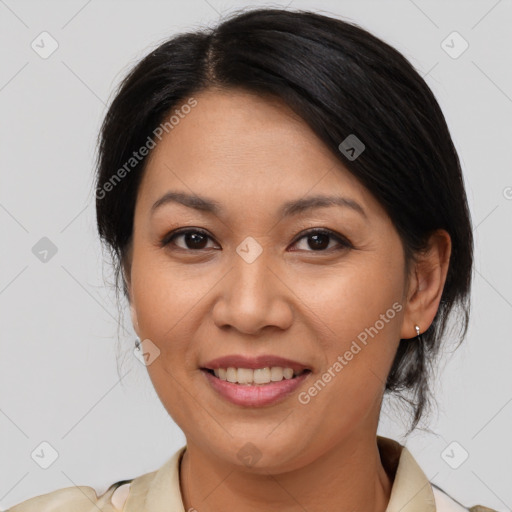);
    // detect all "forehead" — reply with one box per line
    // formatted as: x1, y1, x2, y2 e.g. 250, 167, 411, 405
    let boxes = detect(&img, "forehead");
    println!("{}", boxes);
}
137, 87, 376, 218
